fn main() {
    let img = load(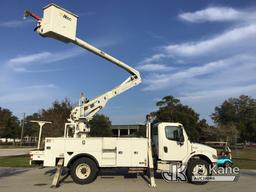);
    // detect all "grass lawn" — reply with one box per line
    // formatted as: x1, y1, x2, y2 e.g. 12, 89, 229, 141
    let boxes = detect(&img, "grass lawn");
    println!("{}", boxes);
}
232, 148, 256, 169
233, 159, 256, 169
0, 155, 31, 167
